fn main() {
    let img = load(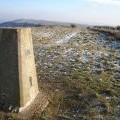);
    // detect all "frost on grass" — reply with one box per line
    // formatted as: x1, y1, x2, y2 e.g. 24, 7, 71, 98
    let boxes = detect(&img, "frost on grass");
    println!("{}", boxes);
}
33, 26, 120, 120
